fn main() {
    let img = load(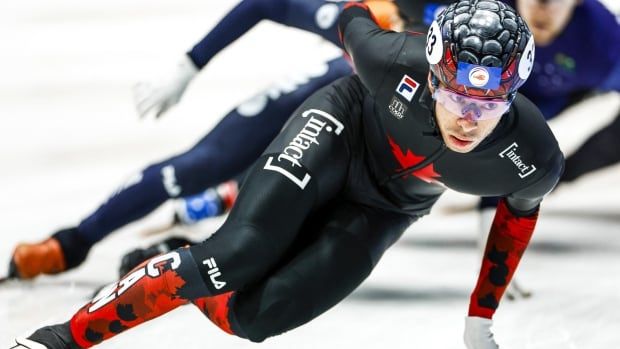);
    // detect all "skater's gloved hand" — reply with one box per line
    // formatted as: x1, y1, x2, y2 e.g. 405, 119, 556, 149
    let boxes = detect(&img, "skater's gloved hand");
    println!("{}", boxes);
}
119, 245, 163, 277
133, 54, 199, 119
119, 237, 192, 276
464, 316, 499, 349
